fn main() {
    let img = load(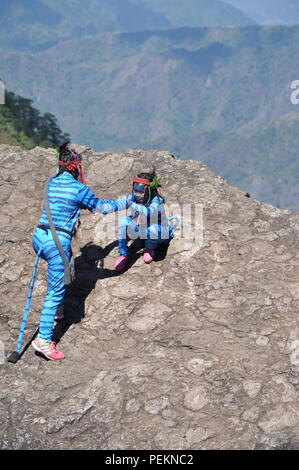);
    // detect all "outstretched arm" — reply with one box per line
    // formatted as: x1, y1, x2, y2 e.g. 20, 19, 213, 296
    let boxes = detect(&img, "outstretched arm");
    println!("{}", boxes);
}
96, 194, 132, 214
76, 185, 132, 213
